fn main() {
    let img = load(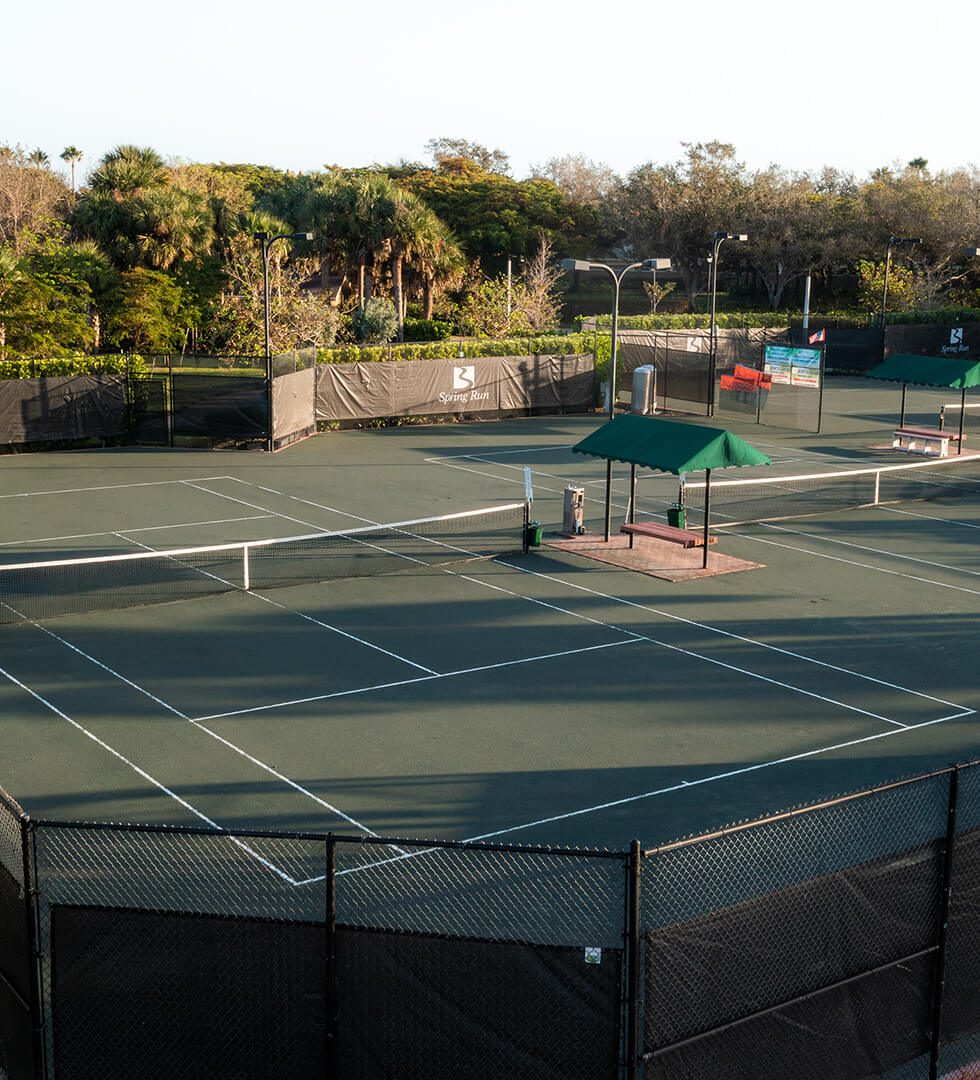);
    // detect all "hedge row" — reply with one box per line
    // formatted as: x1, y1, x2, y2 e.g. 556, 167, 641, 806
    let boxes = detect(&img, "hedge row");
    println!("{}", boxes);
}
316, 334, 595, 364
0, 355, 146, 379
578, 308, 980, 332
